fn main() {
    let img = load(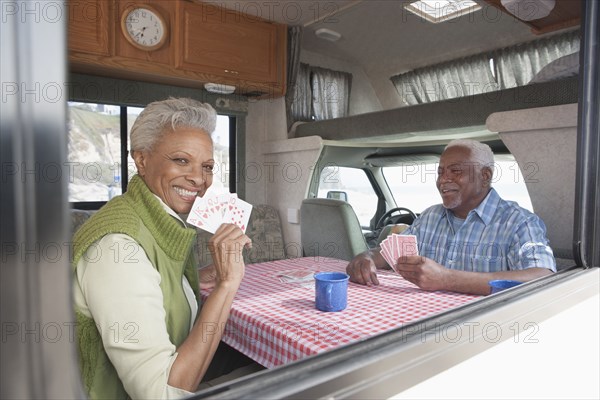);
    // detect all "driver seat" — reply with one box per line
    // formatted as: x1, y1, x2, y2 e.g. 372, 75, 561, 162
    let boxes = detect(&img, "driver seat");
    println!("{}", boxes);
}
300, 198, 369, 261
